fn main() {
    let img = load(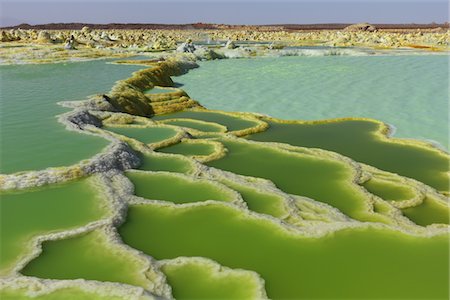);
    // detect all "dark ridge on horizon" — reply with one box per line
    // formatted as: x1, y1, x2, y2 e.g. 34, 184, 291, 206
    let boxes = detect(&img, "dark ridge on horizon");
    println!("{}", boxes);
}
2, 22, 449, 31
